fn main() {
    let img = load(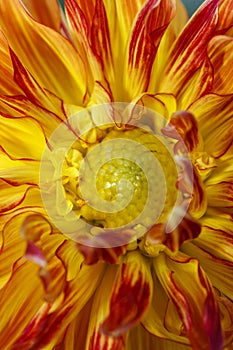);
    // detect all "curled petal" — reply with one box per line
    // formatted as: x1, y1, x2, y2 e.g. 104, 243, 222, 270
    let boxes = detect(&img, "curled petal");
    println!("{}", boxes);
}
101, 251, 153, 337
76, 230, 134, 265
164, 207, 202, 252
154, 253, 223, 350
22, 0, 61, 30
162, 111, 199, 153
